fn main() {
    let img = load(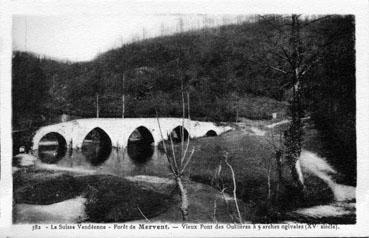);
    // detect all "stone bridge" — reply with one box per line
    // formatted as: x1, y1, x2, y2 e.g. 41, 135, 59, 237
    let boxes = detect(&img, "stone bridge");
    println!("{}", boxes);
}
32, 118, 232, 157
